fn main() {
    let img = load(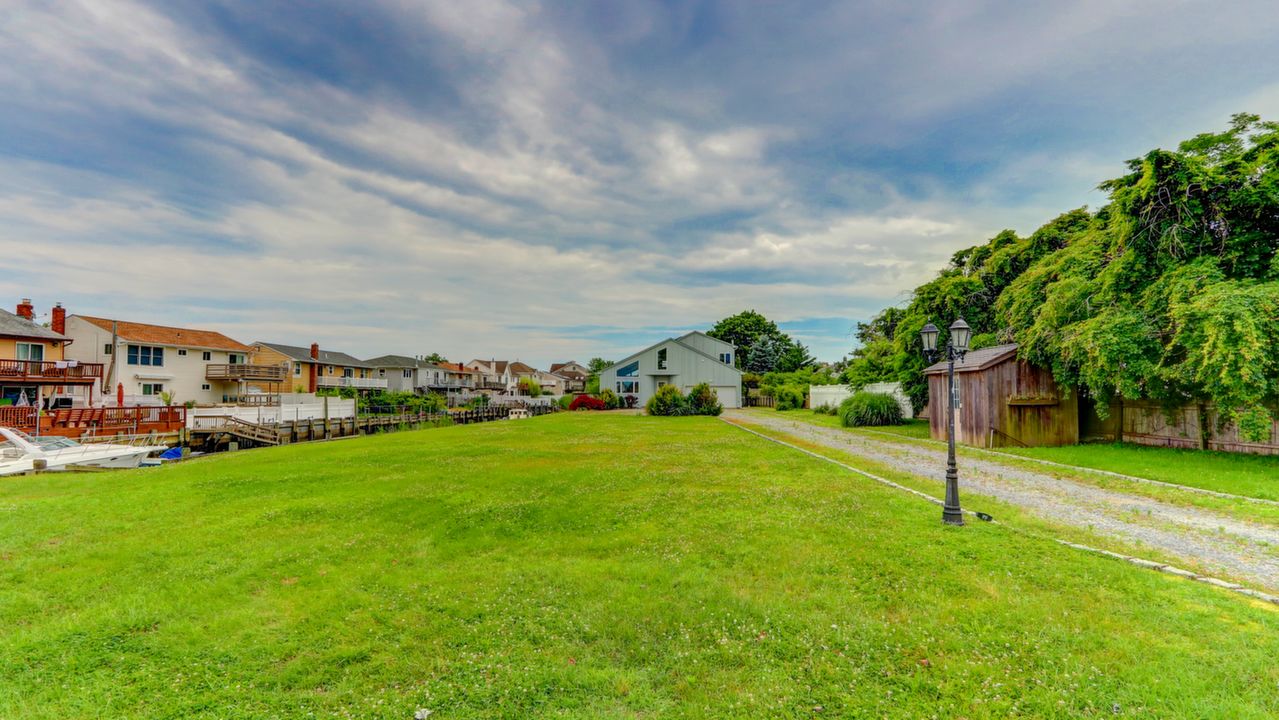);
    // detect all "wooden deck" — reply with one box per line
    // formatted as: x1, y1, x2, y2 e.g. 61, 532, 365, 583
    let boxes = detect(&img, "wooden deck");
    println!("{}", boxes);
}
0, 405, 187, 437
0, 360, 104, 384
